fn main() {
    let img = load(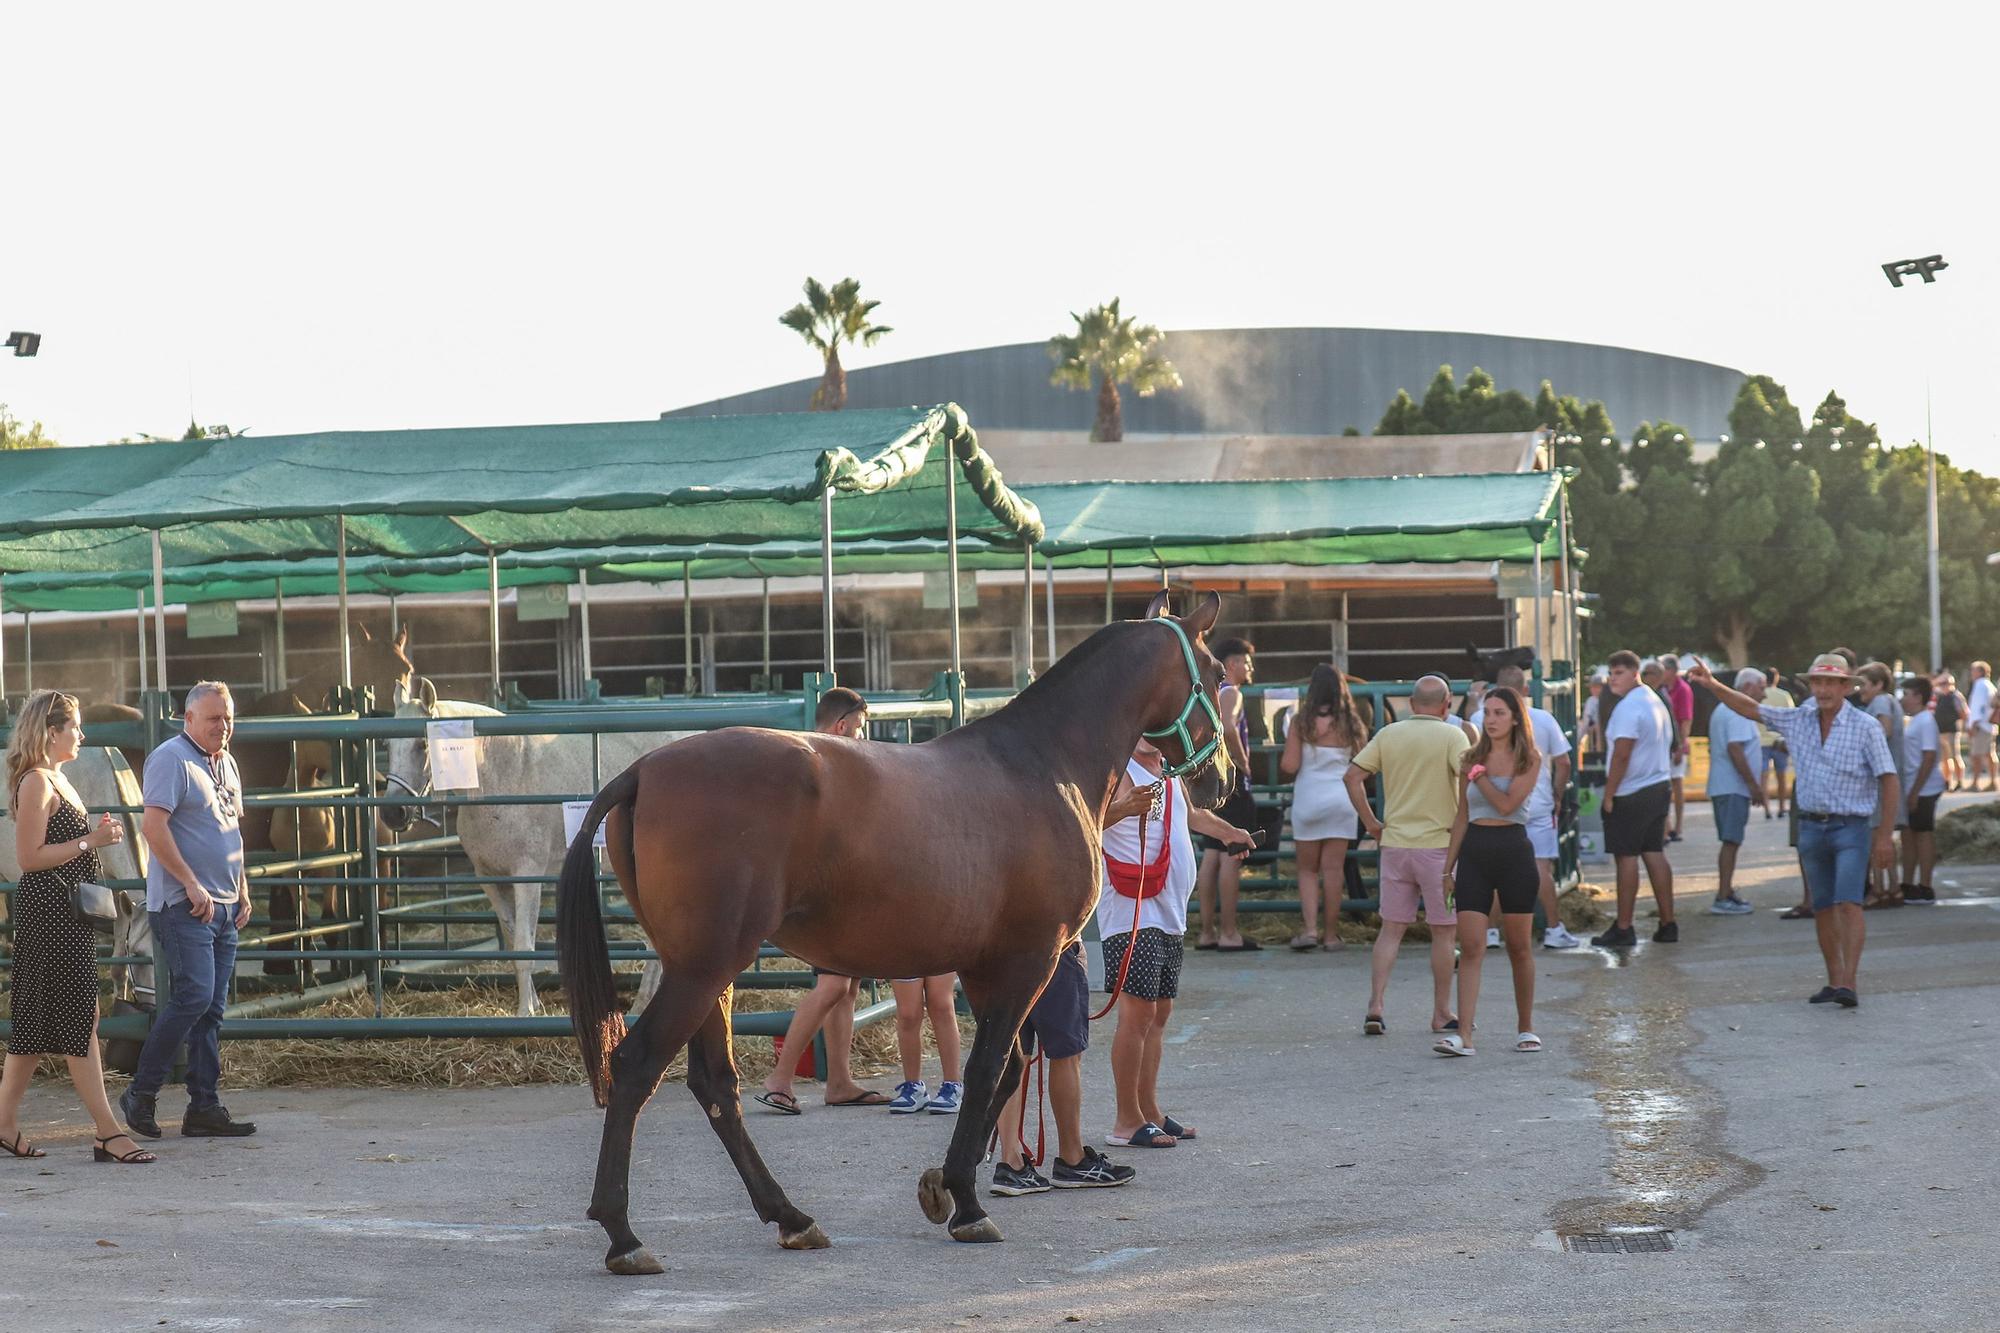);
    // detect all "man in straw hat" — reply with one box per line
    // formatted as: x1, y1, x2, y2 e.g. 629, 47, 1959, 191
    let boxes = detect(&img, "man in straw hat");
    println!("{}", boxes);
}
1688, 653, 1899, 1008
